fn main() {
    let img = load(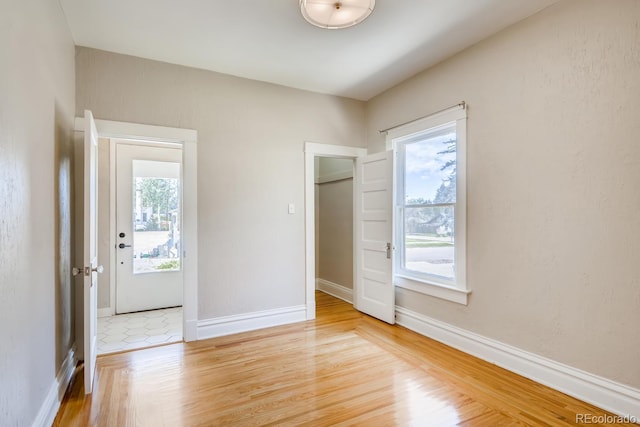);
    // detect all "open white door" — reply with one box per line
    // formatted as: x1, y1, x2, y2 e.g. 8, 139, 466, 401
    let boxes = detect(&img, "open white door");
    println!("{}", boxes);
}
83, 110, 101, 394
355, 151, 395, 324
115, 143, 183, 313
